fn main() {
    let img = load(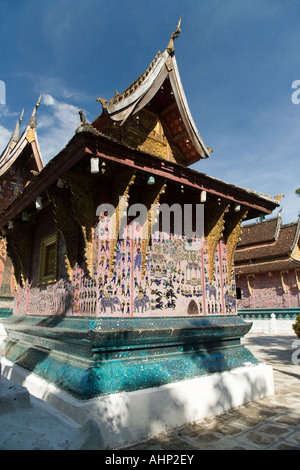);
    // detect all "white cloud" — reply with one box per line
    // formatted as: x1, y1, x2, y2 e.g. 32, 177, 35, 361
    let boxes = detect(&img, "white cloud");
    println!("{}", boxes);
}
0, 124, 12, 154
37, 94, 81, 163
